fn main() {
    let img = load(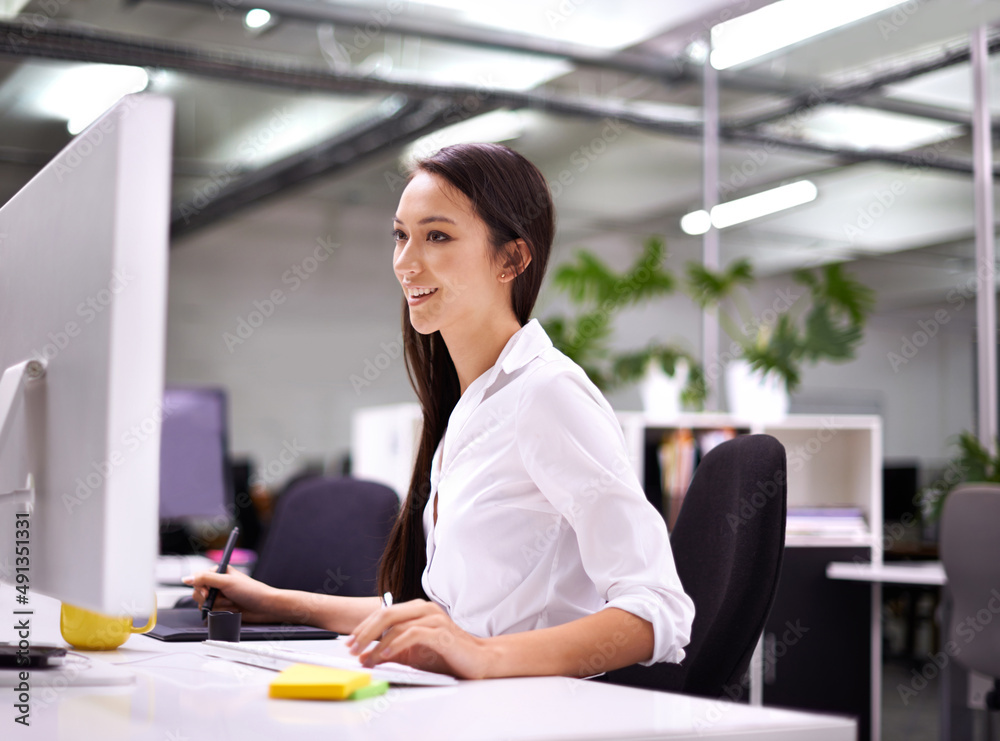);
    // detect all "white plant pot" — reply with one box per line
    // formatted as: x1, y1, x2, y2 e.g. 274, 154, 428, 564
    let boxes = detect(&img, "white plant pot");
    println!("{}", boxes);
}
725, 359, 789, 423
639, 359, 688, 421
